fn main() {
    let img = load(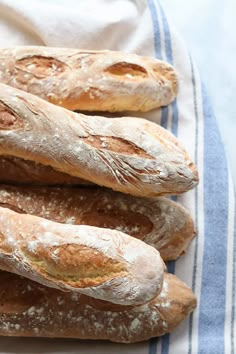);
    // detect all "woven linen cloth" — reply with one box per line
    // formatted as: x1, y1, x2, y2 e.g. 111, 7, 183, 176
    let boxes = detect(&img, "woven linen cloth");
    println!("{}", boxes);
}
0, 0, 235, 353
